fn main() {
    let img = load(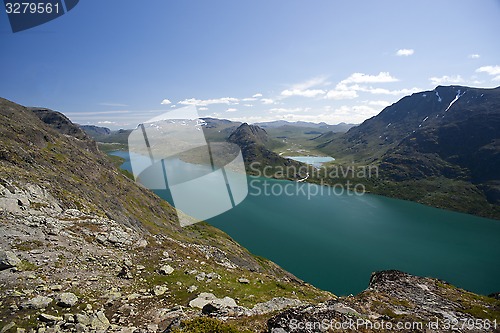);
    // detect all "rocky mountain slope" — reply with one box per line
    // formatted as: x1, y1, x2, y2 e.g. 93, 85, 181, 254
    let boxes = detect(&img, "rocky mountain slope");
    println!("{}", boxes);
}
79, 125, 112, 138
30, 108, 89, 141
0, 98, 331, 332
318, 86, 500, 218
268, 270, 500, 333
228, 123, 308, 179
